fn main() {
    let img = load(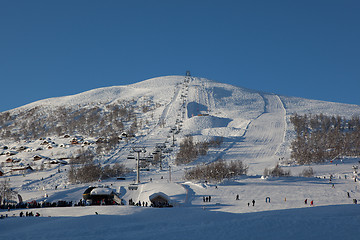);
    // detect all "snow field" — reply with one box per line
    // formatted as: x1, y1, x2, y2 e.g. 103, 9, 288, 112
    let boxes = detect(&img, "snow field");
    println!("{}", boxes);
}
1, 75, 360, 239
